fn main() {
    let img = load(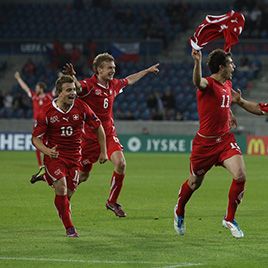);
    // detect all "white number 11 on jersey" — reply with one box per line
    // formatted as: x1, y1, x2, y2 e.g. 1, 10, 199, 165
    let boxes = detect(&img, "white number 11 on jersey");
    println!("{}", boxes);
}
221, 95, 230, 108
